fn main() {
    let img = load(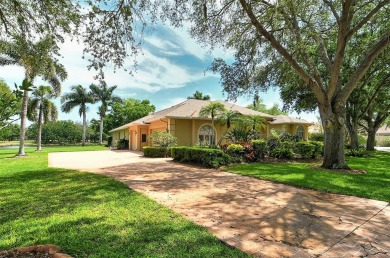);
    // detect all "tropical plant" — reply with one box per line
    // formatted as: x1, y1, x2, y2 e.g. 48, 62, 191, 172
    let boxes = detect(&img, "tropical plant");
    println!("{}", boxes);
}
0, 35, 66, 156
216, 110, 241, 145
61, 85, 95, 146
27, 86, 58, 151
187, 90, 211, 100
199, 102, 226, 146
90, 81, 121, 144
